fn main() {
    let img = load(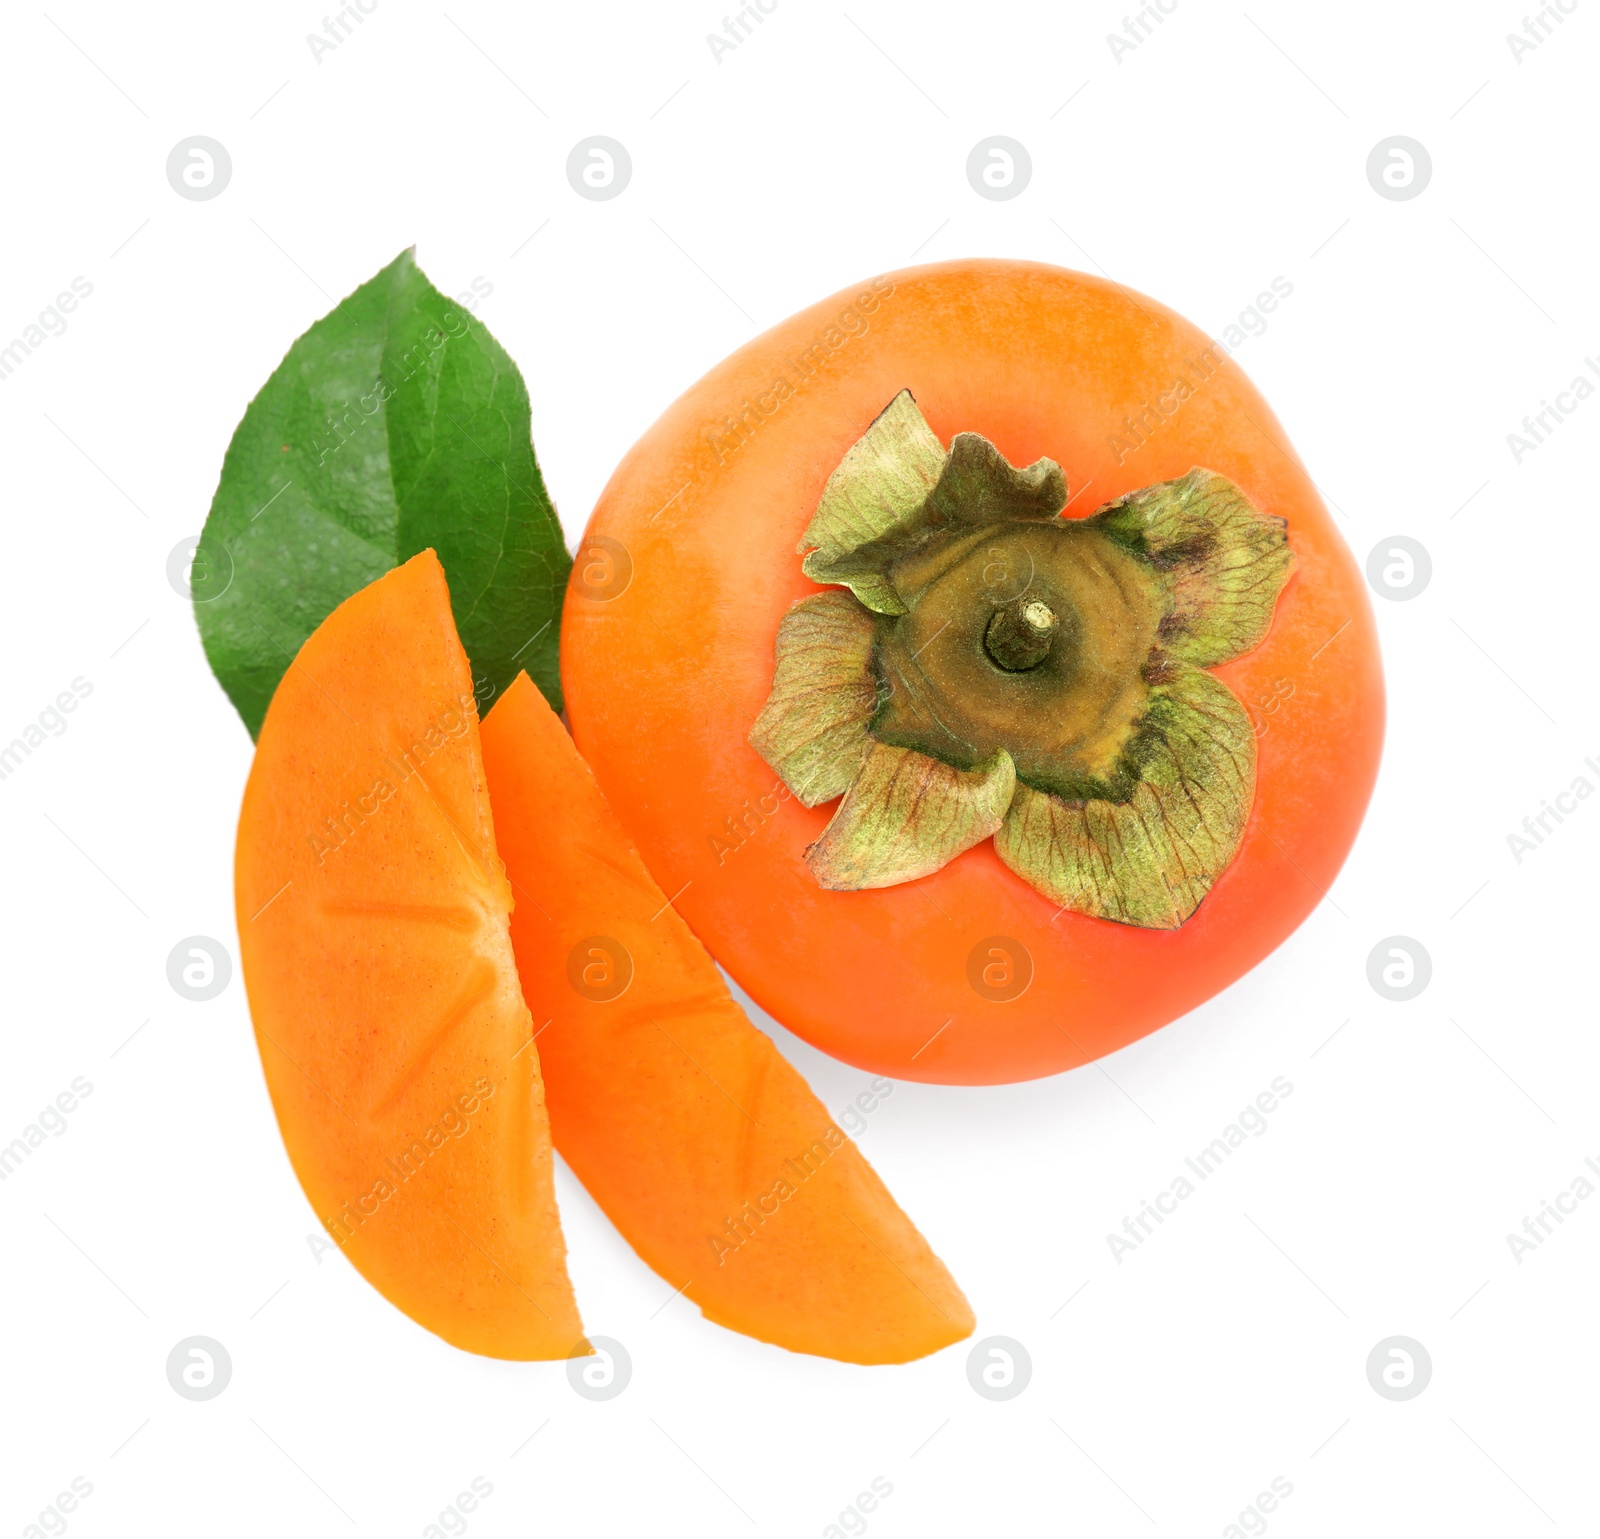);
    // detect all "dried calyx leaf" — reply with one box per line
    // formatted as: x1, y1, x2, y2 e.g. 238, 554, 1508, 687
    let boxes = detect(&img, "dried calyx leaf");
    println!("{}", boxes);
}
798, 391, 946, 615
1089, 469, 1297, 668
922, 432, 1067, 530
748, 591, 879, 808
806, 744, 1016, 890
994, 667, 1255, 928
755, 391, 1295, 928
